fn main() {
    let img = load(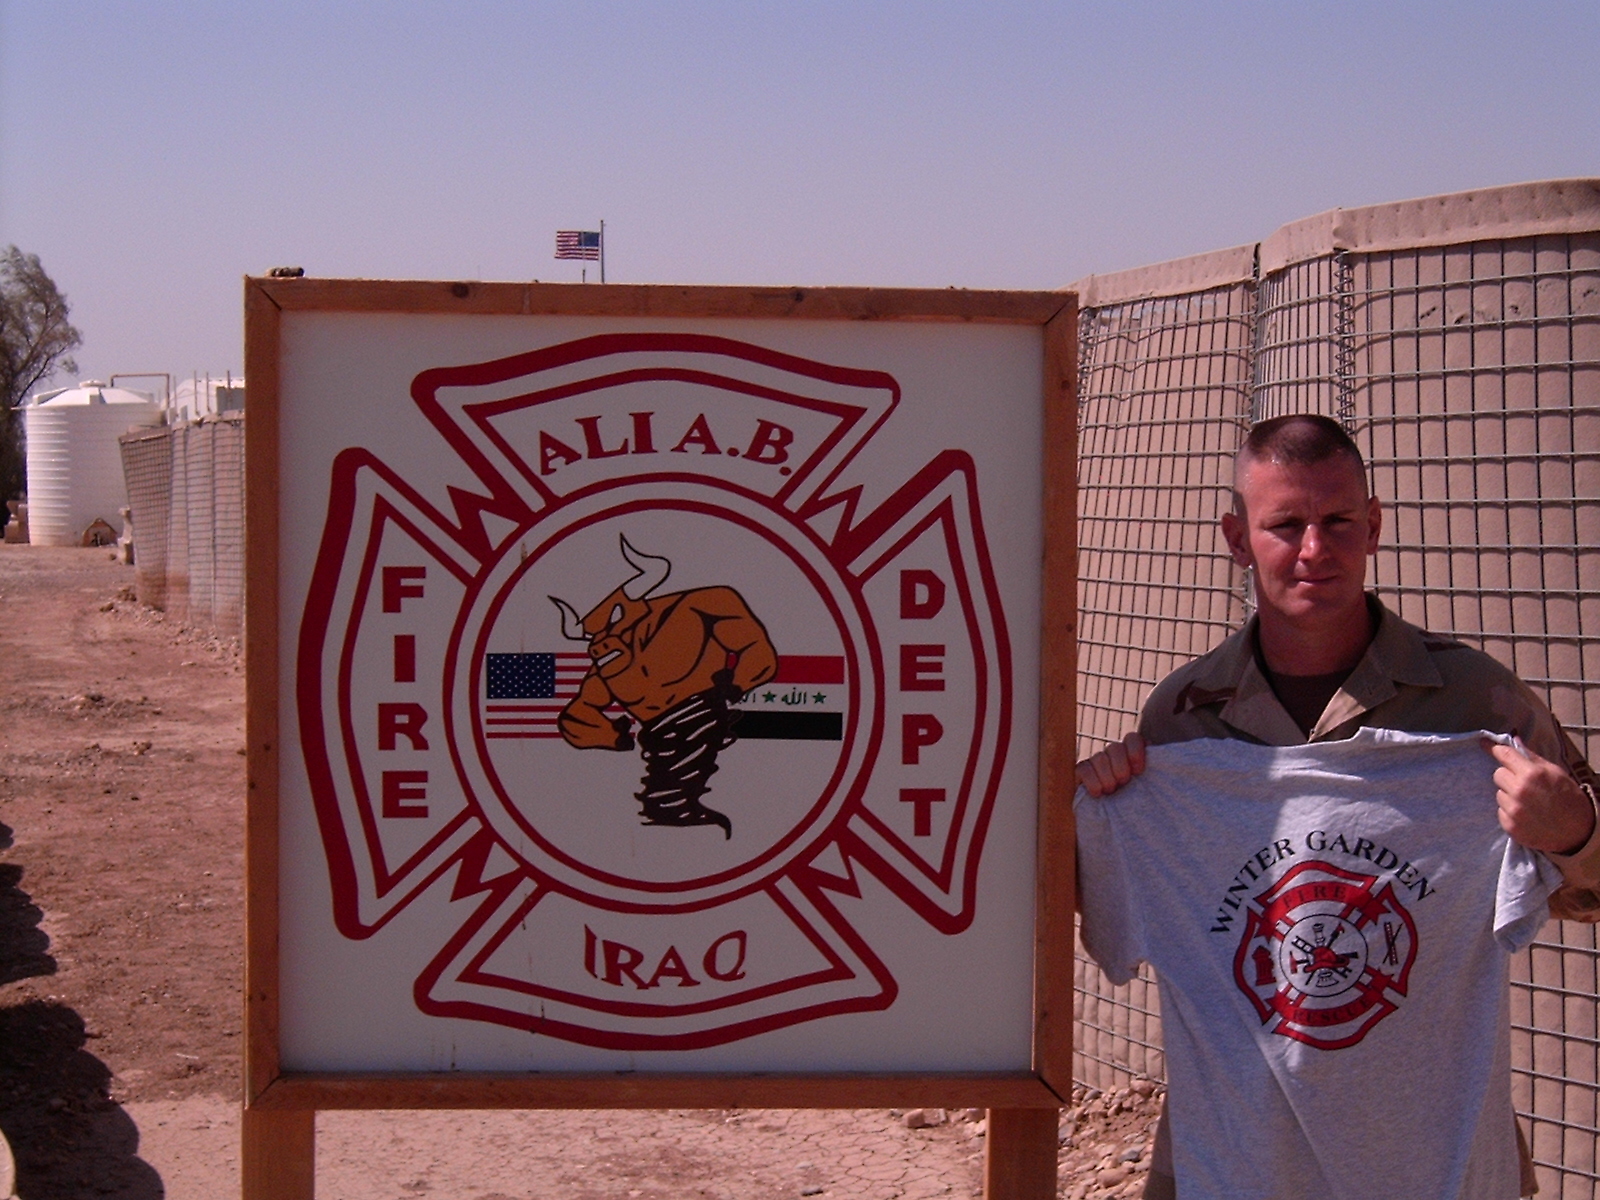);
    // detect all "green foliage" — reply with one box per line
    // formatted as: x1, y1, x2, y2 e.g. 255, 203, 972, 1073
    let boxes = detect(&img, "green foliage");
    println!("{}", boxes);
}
0, 247, 84, 502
